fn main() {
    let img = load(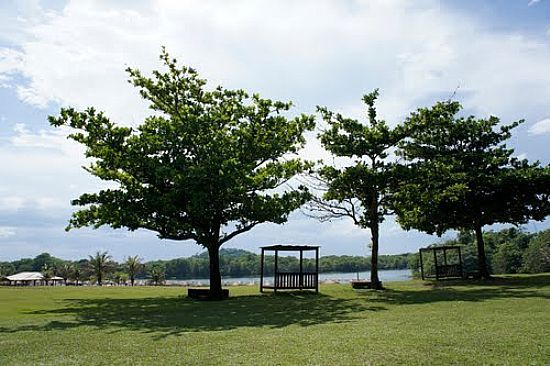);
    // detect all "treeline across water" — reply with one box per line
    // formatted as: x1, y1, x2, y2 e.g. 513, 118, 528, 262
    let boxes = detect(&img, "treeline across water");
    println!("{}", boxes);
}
0, 249, 412, 281
148, 250, 412, 279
